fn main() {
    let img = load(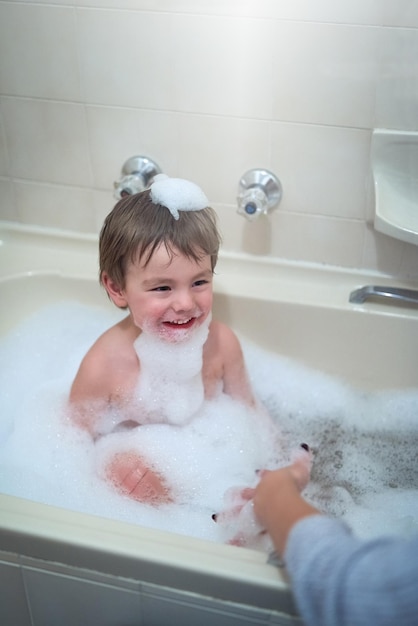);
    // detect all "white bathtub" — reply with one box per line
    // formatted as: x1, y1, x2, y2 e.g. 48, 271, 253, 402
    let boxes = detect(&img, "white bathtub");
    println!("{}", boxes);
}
0, 221, 417, 626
